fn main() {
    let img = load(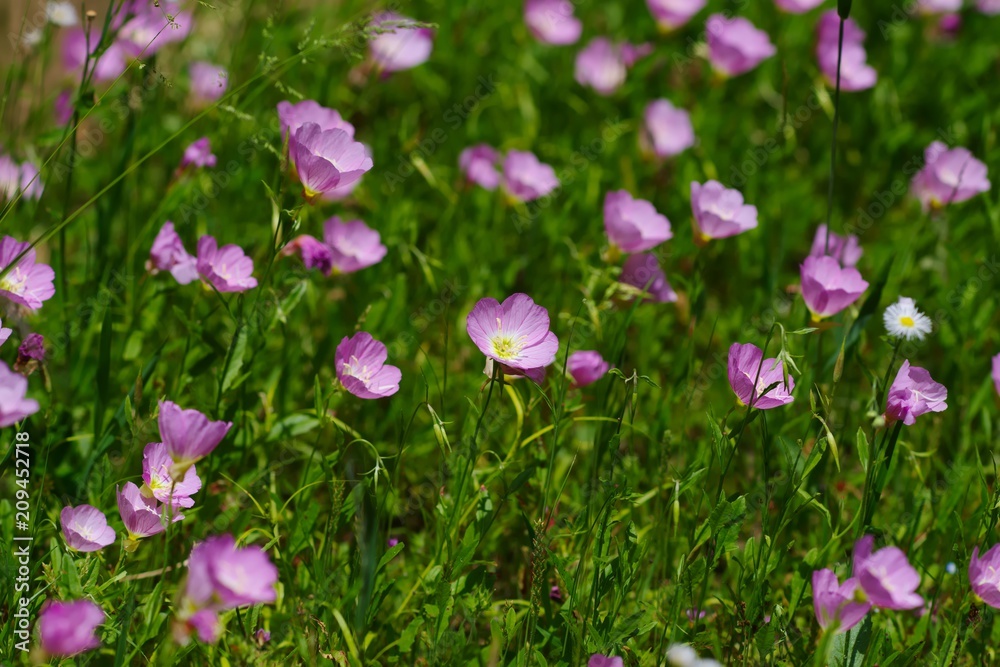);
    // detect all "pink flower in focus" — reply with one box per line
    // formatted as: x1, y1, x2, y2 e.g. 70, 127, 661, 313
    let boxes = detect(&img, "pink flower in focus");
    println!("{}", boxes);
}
0, 361, 40, 427
38, 599, 104, 657
60, 505, 116, 552
727, 342, 795, 409
277, 100, 355, 141
604, 190, 672, 253
118, 481, 177, 540
525, 0, 582, 45
467, 293, 559, 377
799, 255, 869, 320
620, 253, 678, 303
180, 137, 217, 169
288, 123, 373, 202
503, 150, 559, 202
646, 0, 706, 30
147, 222, 198, 285
324, 217, 387, 275
809, 224, 862, 267
0, 235, 56, 310
574, 38, 650, 95
142, 442, 202, 509
884, 360, 947, 426
705, 14, 776, 77
459, 144, 502, 190
910, 141, 991, 211
189, 61, 228, 103
196, 236, 258, 293
852, 535, 924, 610
369, 13, 434, 72
690, 181, 758, 241
969, 544, 1000, 608
567, 351, 610, 388
811, 568, 871, 632
335, 332, 401, 399
158, 400, 232, 473
641, 99, 695, 159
